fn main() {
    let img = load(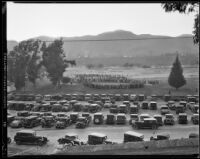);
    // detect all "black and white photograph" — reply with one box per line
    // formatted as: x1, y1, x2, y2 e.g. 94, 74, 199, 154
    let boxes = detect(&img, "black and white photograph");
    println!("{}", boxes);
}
4, 1, 199, 157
